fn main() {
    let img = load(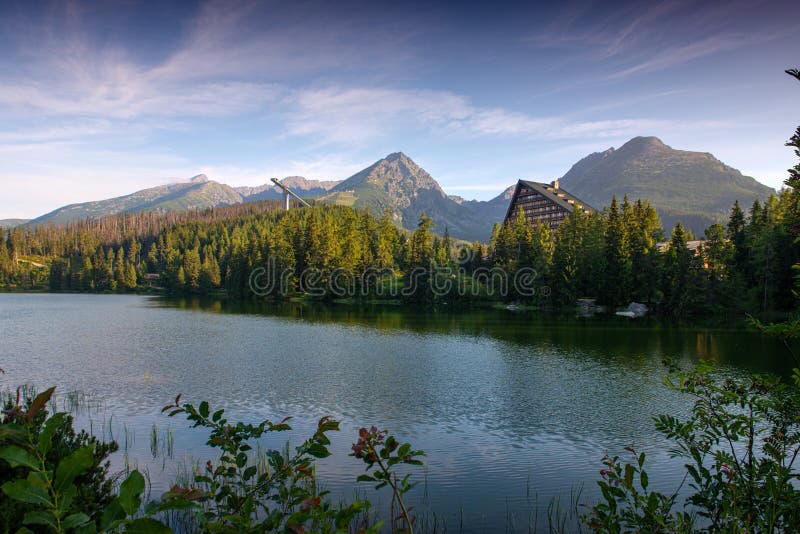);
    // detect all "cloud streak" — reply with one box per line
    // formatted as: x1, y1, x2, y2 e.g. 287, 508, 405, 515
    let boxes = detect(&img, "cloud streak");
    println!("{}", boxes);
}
284, 85, 732, 144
